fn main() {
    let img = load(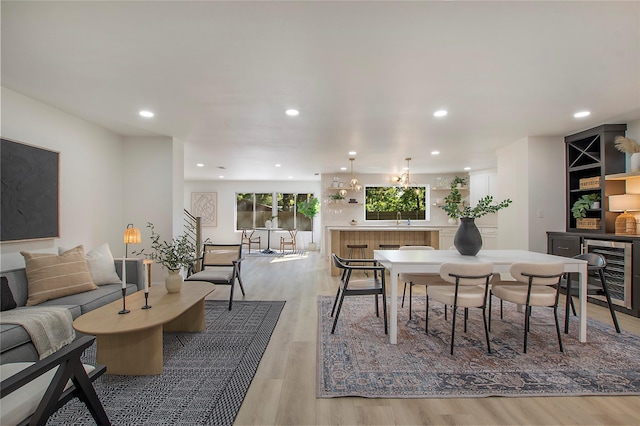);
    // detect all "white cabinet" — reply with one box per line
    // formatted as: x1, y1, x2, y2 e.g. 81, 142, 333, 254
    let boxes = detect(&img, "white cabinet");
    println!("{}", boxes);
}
439, 228, 457, 250
469, 170, 497, 206
439, 226, 497, 250
480, 227, 498, 249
